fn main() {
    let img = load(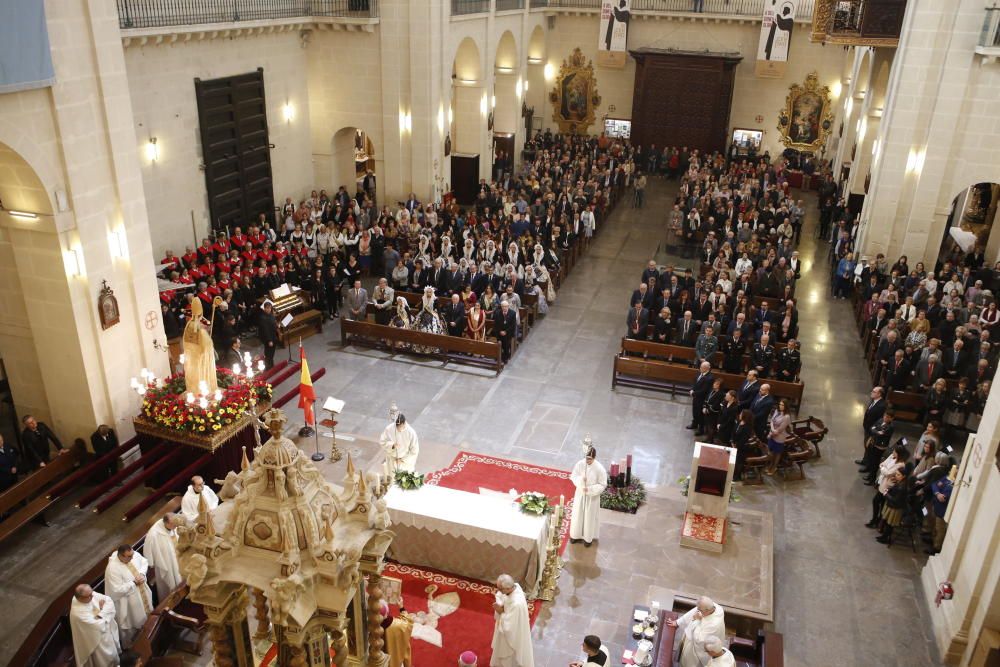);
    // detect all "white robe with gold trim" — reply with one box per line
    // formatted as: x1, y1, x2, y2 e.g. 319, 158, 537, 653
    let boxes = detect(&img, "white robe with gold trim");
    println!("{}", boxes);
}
490, 584, 534, 667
